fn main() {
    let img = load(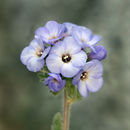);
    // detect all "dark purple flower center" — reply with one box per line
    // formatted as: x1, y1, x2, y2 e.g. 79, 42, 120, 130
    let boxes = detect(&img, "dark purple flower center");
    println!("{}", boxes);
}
62, 54, 71, 63
80, 71, 88, 80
